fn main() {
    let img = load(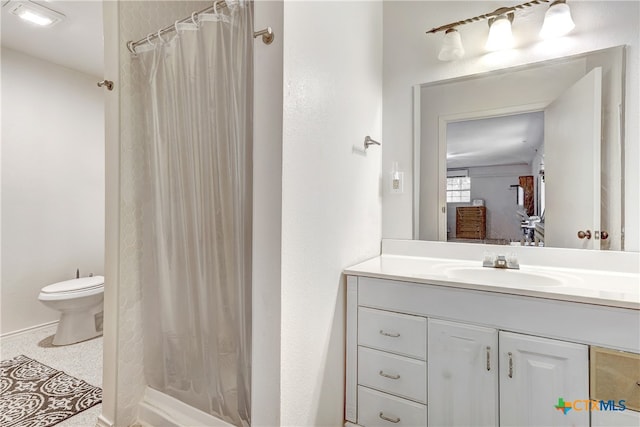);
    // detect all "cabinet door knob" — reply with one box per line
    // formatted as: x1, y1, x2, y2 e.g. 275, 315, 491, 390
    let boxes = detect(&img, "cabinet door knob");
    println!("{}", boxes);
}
379, 412, 401, 424
601, 231, 609, 240
577, 230, 592, 239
